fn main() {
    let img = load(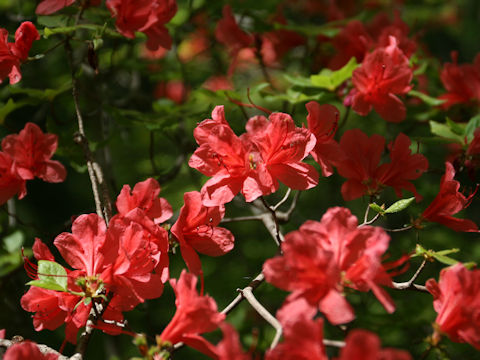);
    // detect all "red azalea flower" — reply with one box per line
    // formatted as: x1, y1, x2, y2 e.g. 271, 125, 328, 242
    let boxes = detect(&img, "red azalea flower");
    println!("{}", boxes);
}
426, 263, 480, 350
335, 129, 427, 201
212, 323, 250, 360
263, 207, 395, 325
2, 122, 66, 183
106, 0, 177, 50
438, 52, 480, 109
171, 191, 234, 277
329, 20, 373, 70
157, 271, 225, 357
0, 22, 39, 84
4, 341, 59, 360
335, 330, 412, 360
350, 36, 413, 123
266, 300, 327, 360
116, 177, 172, 224
243, 112, 318, 192
215, 5, 254, 75
154, 80, 189, 104
305, 101, 342, 177
0, 152, 26, 205
419, 162, 478, 232
203, 75, 234, 92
